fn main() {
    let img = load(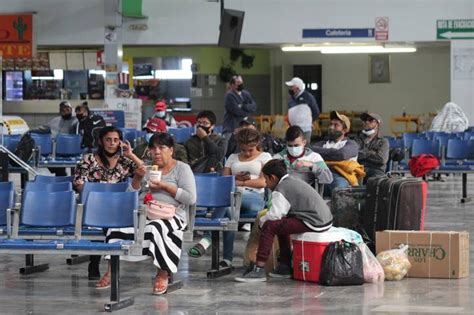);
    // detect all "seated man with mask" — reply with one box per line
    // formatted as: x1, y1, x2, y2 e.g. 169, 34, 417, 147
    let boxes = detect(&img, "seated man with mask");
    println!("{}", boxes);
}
273, 126, 332, 188
185, 110, 226, 173
354, 112, 389, 183
312, 111, 363, 197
